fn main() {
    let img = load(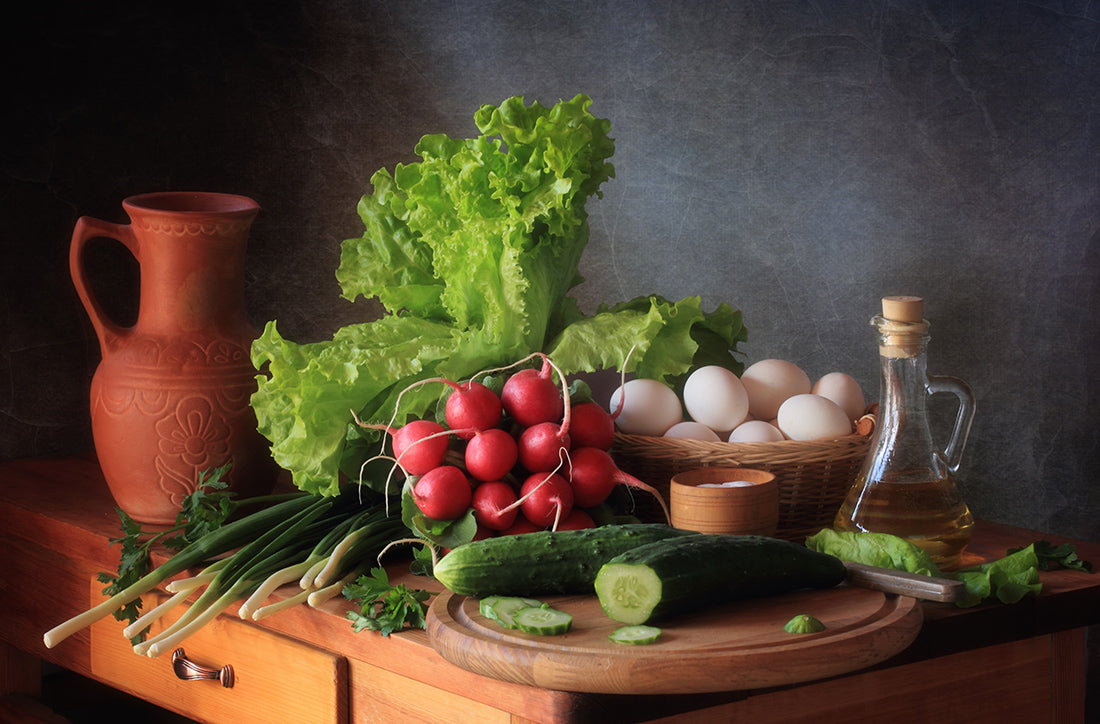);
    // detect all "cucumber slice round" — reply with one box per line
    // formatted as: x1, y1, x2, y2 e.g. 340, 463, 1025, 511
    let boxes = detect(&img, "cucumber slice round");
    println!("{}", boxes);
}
478, 596, 503, 619
488, 597, 544, 628
608, 624, 662, 645
594, 563, 663, 625
512, 606, 573, 636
